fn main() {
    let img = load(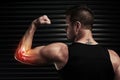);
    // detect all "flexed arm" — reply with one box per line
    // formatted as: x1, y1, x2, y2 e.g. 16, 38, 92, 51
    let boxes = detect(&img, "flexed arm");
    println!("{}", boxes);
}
15, 15, 52, 65
14, 15, 68, 67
